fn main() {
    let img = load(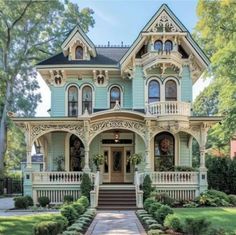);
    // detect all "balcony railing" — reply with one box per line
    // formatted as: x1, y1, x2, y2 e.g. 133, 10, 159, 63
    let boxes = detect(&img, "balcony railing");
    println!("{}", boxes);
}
146, 101, 191, 116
